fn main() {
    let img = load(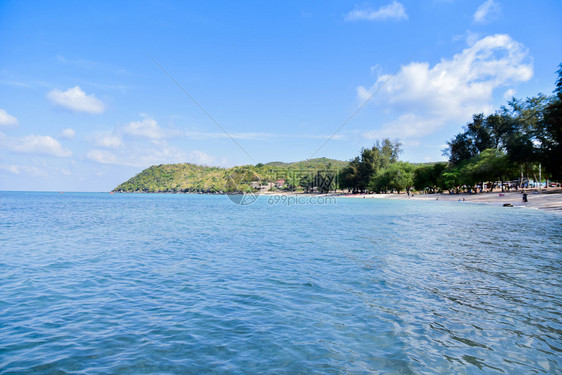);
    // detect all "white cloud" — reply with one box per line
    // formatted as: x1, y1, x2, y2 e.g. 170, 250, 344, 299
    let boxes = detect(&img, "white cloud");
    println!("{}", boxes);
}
0, 164, 20, 174
453, 30, 481, 46
0, 162, 73, 178
86, 138, 232, 169
0, 109, 18, 127
136, 141, 190, 165
123, 118, 165, 139
474, 0, 501, 24
6, 134, 72, 157
0, 164, 48, 177
184, 130, 345, 141
184, 130, 271, 140
86, 117, 195, 167
59, 128, 76, 139
186, 150, 220, 166
87, 140, 190, 168
358, 34, 532, 140
345, 1, 408, 21
47, 86, 105, 114
503, 88, 516, 101
363, 114, 443, 140
91, 132, 122, 148
86, 149, 118, 164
